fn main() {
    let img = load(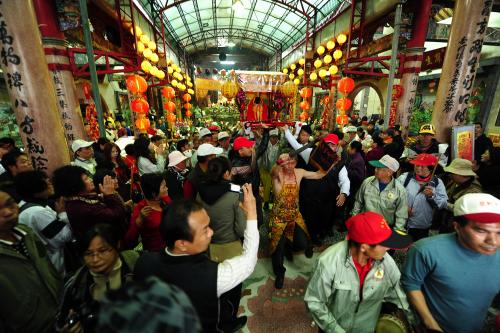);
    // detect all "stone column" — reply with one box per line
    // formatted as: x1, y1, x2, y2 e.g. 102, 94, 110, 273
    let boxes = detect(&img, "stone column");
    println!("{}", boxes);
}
431, 0, 494, 143
0, 1, 71, 173
33, 0, 87, 146
395, 0, 432, 138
